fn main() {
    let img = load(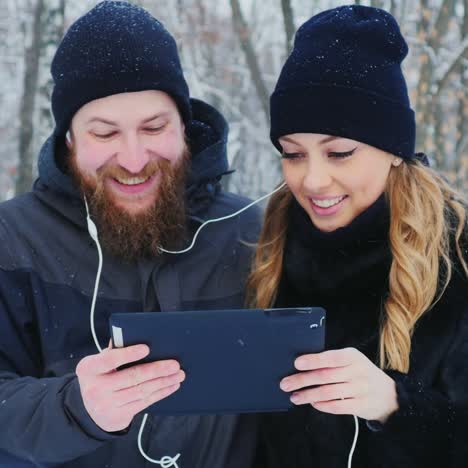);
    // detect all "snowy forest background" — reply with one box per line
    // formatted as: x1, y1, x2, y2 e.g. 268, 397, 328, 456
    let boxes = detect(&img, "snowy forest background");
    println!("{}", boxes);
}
0, 0, 466, 200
